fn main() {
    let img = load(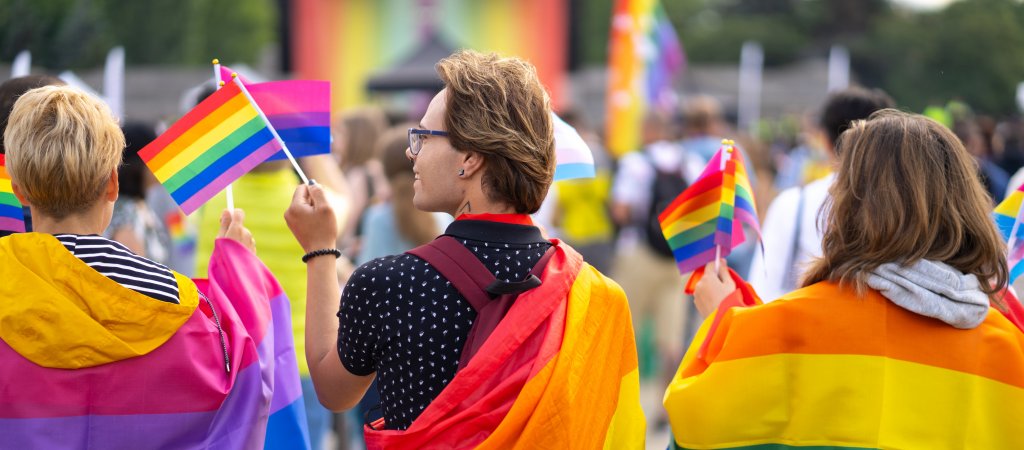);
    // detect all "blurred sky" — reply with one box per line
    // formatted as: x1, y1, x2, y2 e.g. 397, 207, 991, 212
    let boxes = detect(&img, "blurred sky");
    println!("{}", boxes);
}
891, 0, 957, 10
